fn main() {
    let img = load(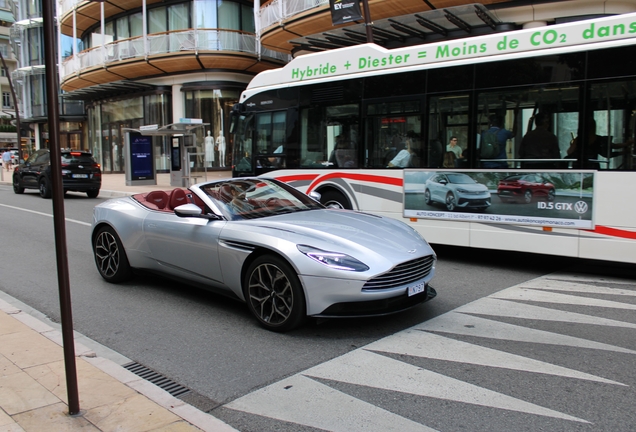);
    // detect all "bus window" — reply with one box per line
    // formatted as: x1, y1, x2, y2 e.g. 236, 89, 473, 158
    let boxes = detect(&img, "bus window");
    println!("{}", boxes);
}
365, 100, 422, 168
299, 104, 359, 168
584, 81, 636, 170
255, 111, 286, 169
428, 94, 469, 168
